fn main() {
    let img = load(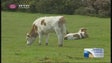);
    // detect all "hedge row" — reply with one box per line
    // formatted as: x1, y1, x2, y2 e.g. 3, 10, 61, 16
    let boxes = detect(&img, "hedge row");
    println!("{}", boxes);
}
2, 0, 110, 17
